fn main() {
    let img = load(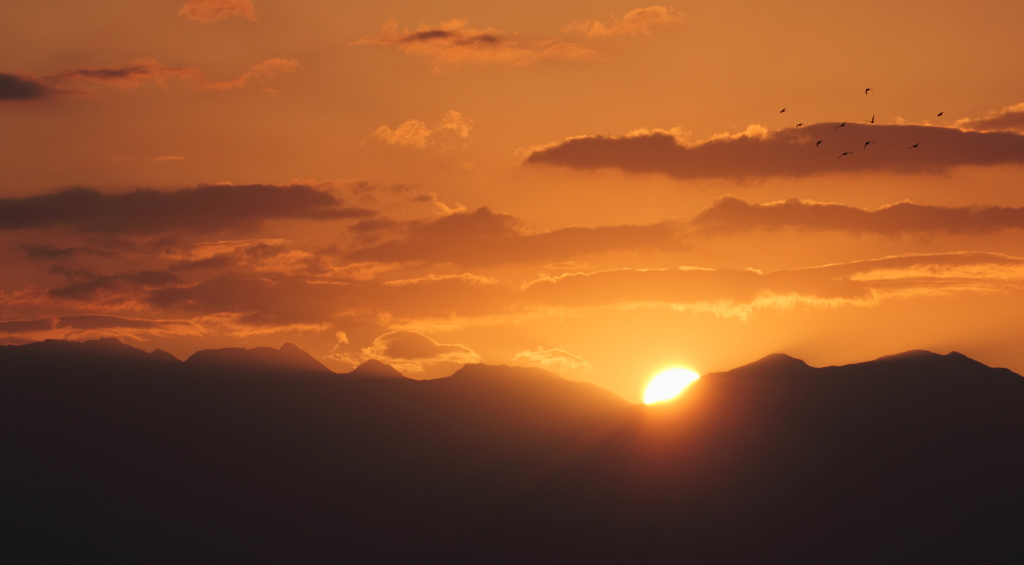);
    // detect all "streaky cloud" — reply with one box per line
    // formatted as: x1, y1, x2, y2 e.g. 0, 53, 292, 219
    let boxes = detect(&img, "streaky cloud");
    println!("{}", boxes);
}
0, 184, 373, 234
179, 0, 256, 23
693, 196, 1024, 236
